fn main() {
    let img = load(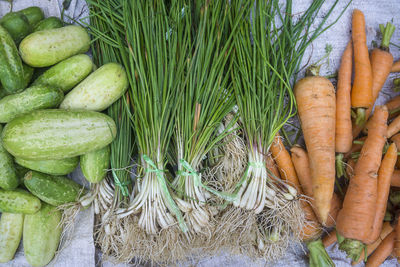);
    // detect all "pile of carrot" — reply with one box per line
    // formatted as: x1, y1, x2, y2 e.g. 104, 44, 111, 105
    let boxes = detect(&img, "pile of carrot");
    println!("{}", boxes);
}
269, 8, 400, 266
